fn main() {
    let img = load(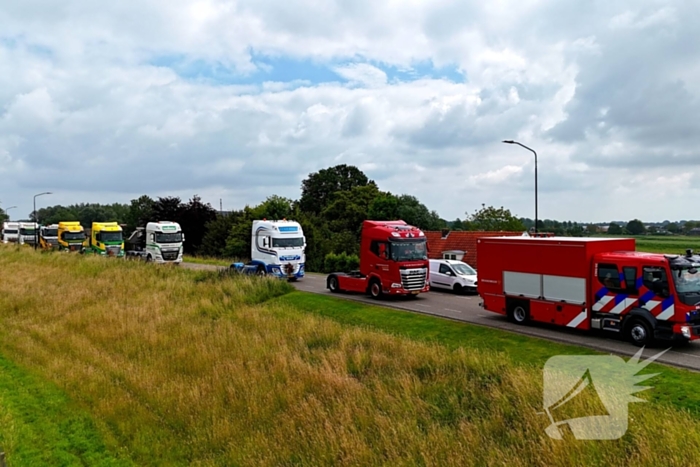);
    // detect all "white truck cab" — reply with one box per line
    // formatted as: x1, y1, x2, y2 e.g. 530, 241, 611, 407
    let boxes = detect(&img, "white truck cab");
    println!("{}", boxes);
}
428, 259, 478, 294
125, 221, 184, 263
18, 222, 39, 245
235, 219, 305, 280
2, 222, 20, 243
